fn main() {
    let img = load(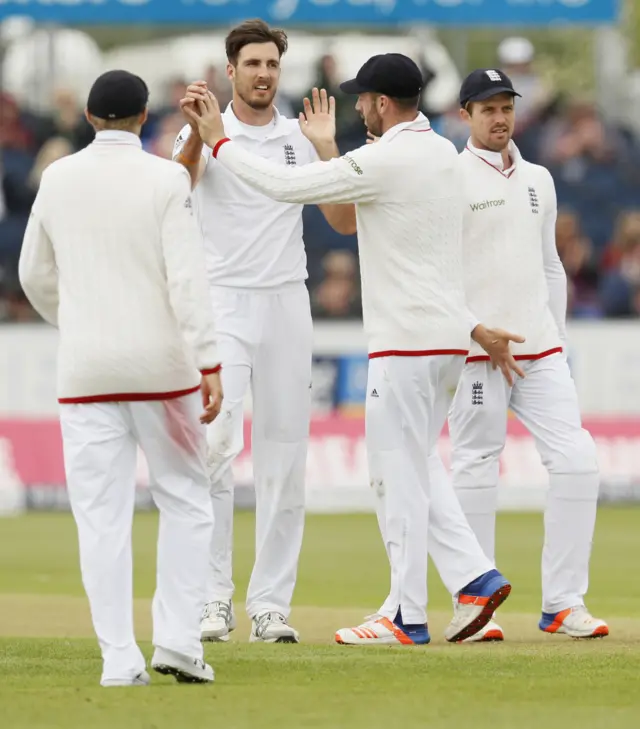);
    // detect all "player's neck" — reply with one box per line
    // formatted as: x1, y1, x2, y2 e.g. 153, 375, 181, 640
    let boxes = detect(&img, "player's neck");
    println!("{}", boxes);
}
381, 111, 420, 135
231, 95, 275, 127
470, 136, 512, 169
